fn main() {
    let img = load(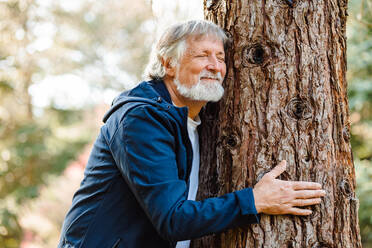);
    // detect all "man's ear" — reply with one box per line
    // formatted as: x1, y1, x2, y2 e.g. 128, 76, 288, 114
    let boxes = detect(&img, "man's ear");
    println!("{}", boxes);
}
162, 57, 176, 78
